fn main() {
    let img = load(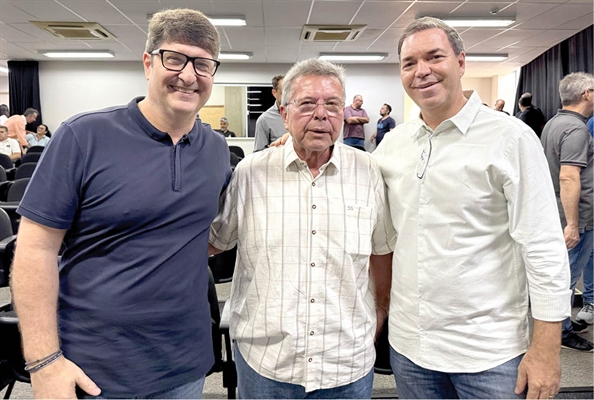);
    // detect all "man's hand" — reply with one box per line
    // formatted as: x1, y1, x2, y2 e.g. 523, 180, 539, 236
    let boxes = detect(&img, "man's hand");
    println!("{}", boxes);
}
563, 224, 579, 249
269, 133, 291, 147
31, 356, 101, 399
515, 320, 561, 399
370, 132, 377, 143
